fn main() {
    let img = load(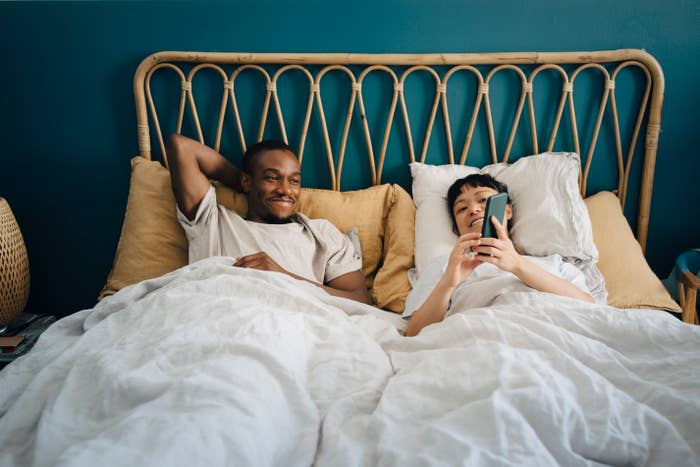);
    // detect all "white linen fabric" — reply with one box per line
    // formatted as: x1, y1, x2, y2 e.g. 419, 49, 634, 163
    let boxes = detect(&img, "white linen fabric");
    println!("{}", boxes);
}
1, 258, 699, 467
401, 253, 591, 319
345, 226, 363, 261
0, 258, 394, 467
178, 185, 361, 283
410, 153, 599, 275
321, 292, 700, 467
